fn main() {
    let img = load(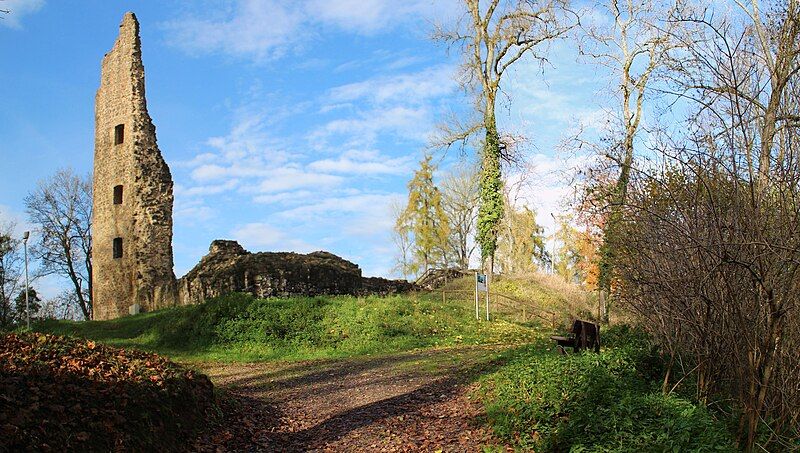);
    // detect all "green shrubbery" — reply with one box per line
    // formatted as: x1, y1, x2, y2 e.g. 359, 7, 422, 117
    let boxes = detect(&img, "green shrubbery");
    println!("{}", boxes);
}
36, 292, 539, 361
479, 326, 736, 452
